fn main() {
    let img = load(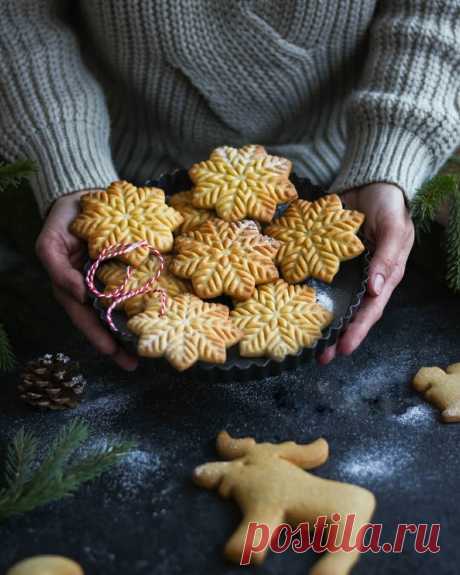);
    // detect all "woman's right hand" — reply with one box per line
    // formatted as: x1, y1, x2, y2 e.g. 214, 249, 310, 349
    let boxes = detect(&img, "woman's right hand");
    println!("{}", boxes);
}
35, 191, 138, 371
